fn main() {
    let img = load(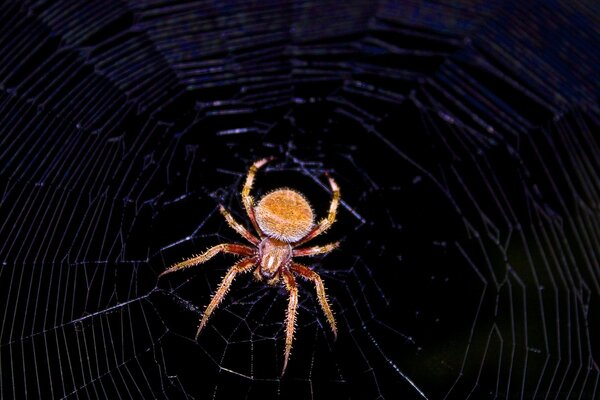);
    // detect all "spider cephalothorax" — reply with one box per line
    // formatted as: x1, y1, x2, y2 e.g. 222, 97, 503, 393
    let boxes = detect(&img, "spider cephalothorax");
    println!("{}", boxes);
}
159, 158, 340, 375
